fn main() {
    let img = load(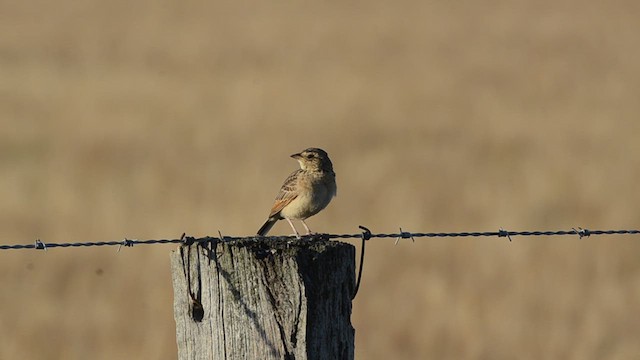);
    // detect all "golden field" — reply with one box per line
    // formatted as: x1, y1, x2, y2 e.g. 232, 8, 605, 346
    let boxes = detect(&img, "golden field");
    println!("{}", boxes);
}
1, 0, 639, 359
